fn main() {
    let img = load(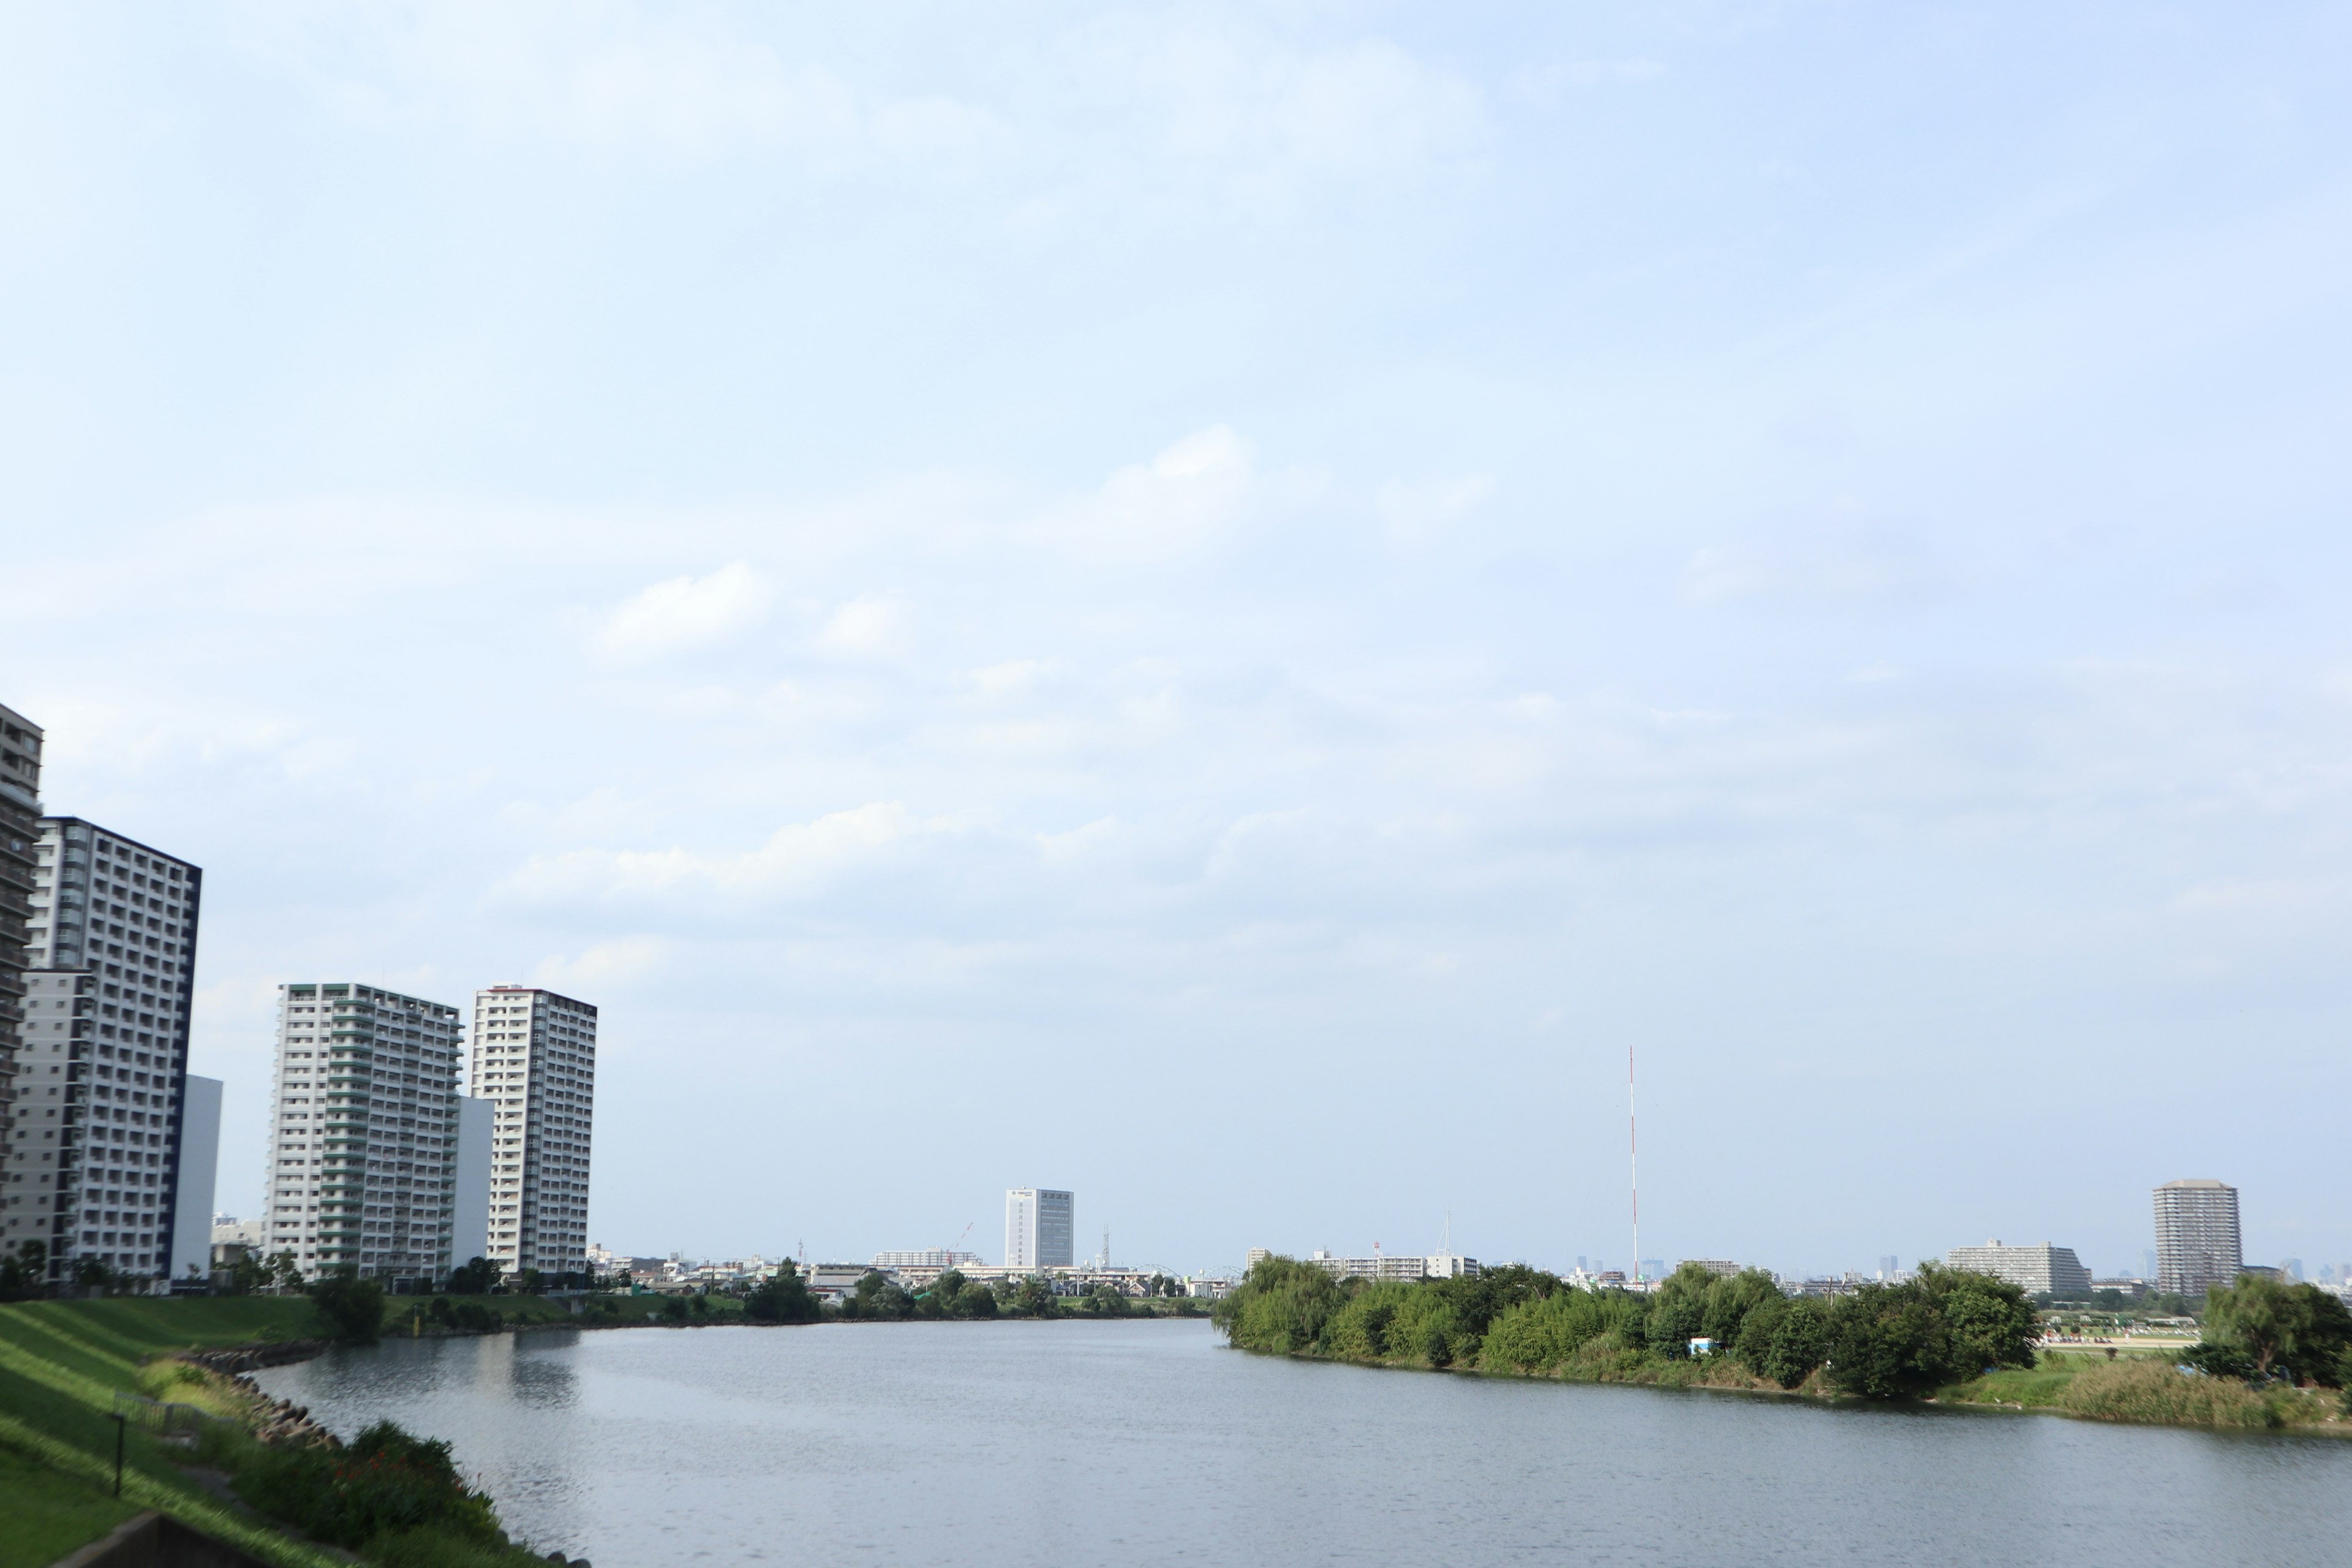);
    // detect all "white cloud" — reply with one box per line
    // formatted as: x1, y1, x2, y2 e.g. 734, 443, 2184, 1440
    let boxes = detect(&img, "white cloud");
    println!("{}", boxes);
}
813, 595, 907, 660
598, 562, 772, 661
532, 934, 673, 993
1037, 425, 1256, 564
497, 802, 951, 910
1375, 472, 1493, 541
